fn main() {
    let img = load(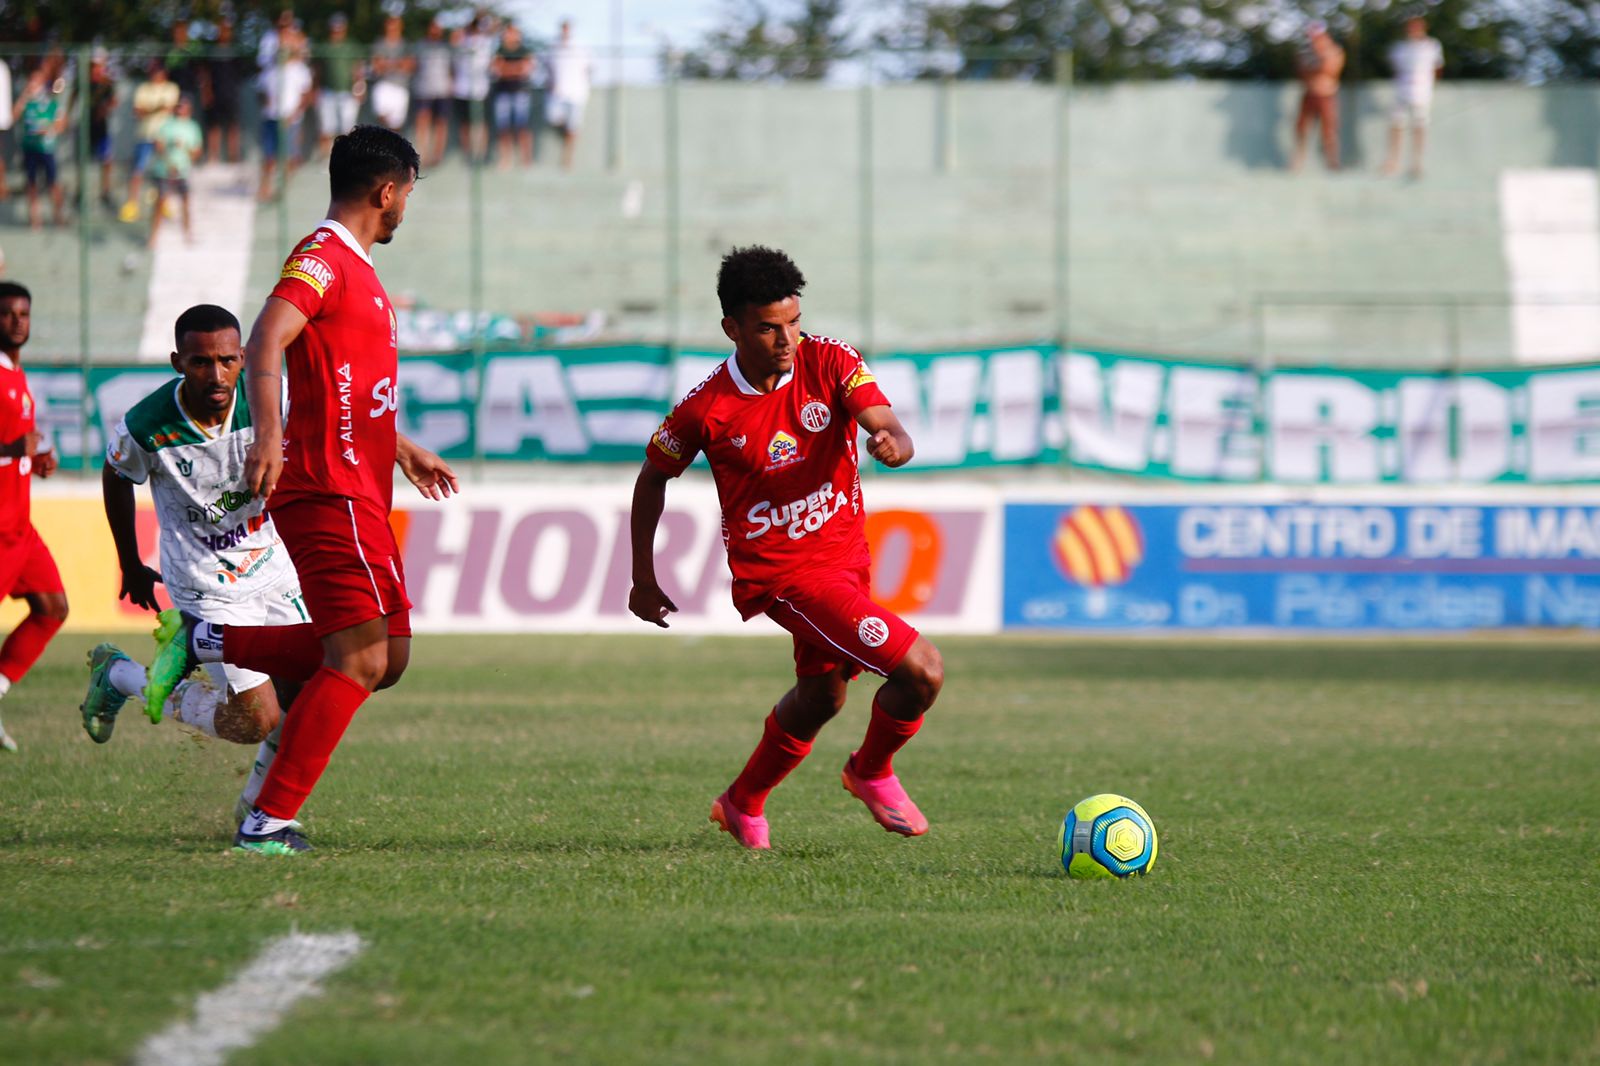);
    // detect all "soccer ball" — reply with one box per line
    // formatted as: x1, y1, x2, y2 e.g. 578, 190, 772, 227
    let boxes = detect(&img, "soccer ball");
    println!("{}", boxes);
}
1058, 793, 1158, 879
